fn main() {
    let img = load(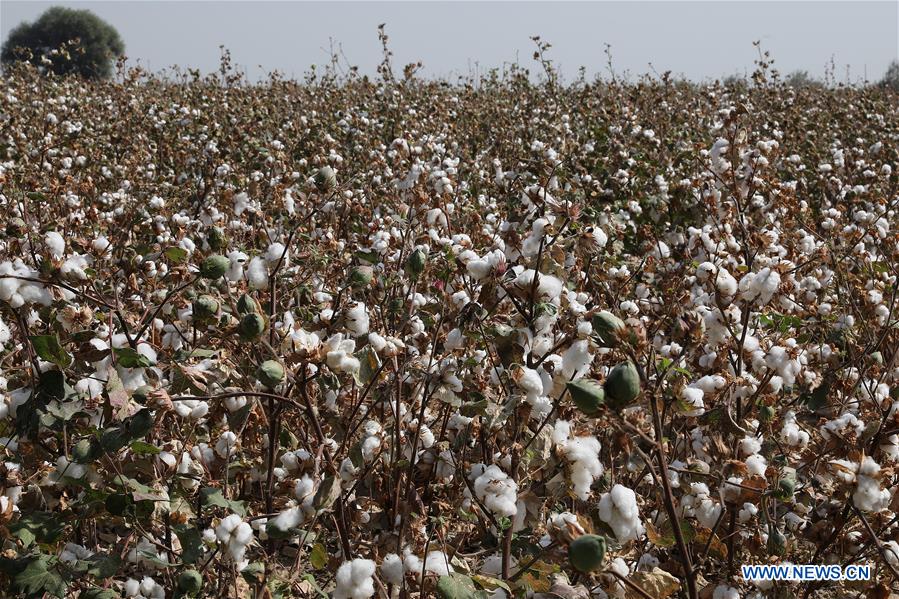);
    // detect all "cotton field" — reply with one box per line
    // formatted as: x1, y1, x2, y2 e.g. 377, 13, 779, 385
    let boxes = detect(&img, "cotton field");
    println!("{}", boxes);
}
0, 51, 898, 599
